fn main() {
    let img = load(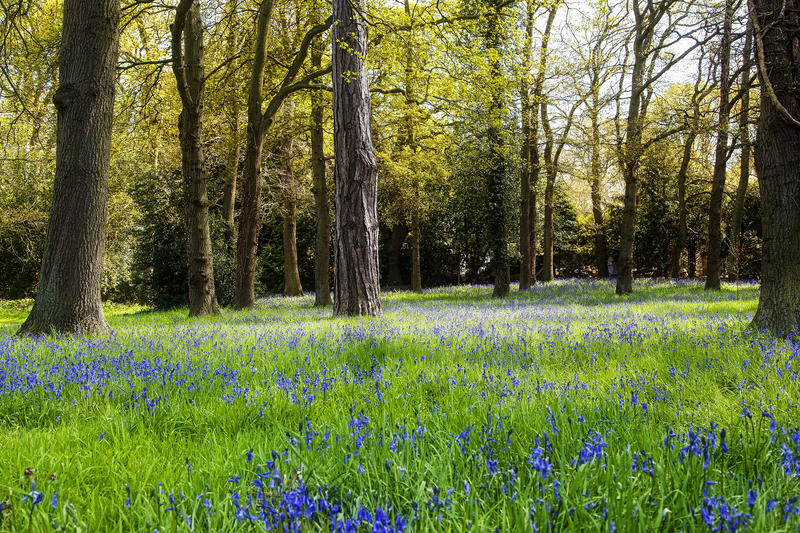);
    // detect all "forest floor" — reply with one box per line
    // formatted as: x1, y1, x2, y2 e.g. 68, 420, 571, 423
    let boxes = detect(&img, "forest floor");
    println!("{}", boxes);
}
0, 279, 799, 531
